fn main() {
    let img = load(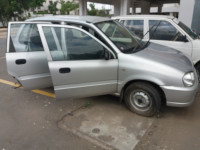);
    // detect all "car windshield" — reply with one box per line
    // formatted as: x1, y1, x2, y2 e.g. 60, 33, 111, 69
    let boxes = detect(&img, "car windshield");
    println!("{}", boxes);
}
95, 20, 143, 53
178, 21, 199, 40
